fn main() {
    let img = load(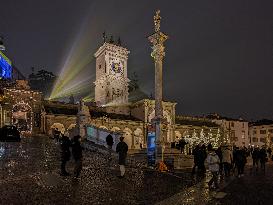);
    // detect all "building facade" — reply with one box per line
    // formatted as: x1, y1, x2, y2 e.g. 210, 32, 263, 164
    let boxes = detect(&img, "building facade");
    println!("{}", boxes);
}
208, 114, 249, 147
249, 120, 273, 147
0, 80, 43, 134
